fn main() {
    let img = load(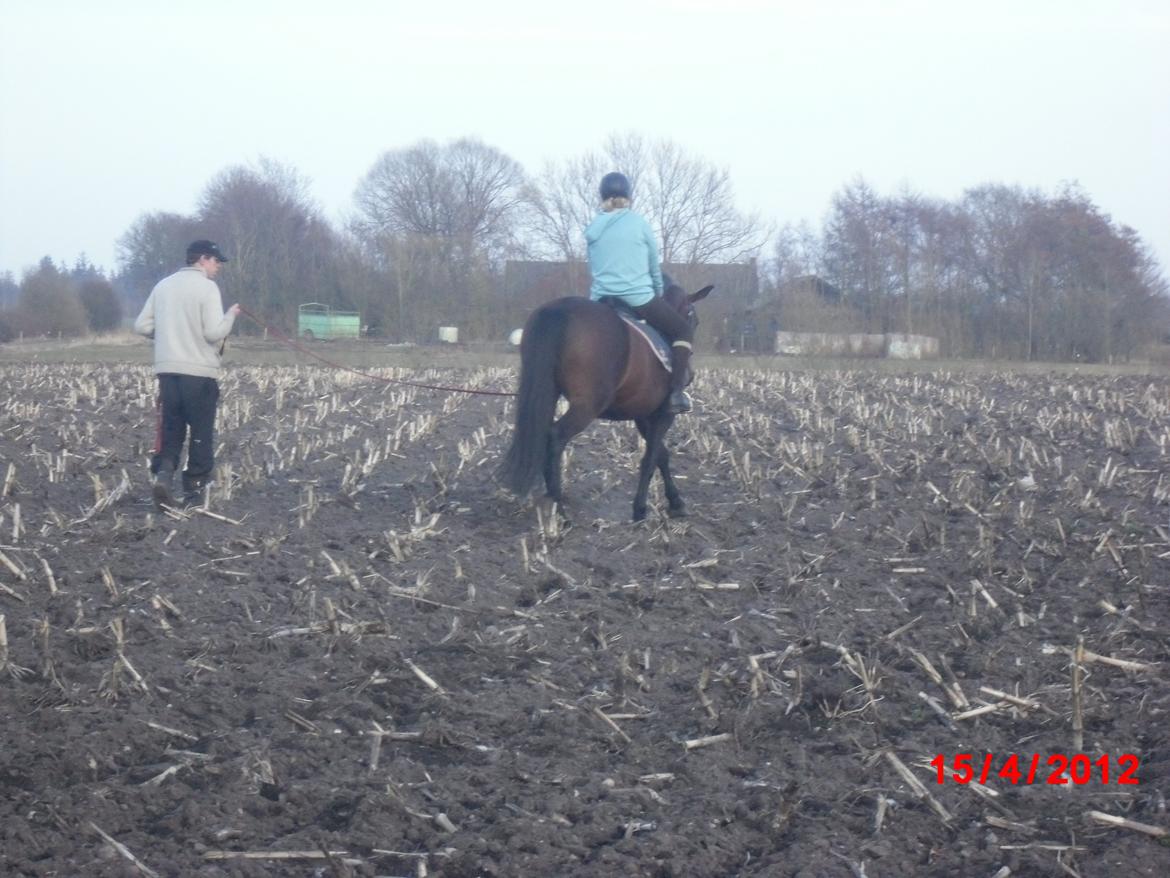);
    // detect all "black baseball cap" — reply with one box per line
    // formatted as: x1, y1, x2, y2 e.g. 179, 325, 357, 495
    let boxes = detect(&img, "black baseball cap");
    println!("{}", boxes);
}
186, 239, 230, 262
